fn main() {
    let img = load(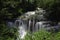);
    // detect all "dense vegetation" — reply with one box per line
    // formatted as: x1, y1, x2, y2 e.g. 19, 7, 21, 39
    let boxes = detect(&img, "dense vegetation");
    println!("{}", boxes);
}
25, 30, 60, 40
0, 0, 60, 40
